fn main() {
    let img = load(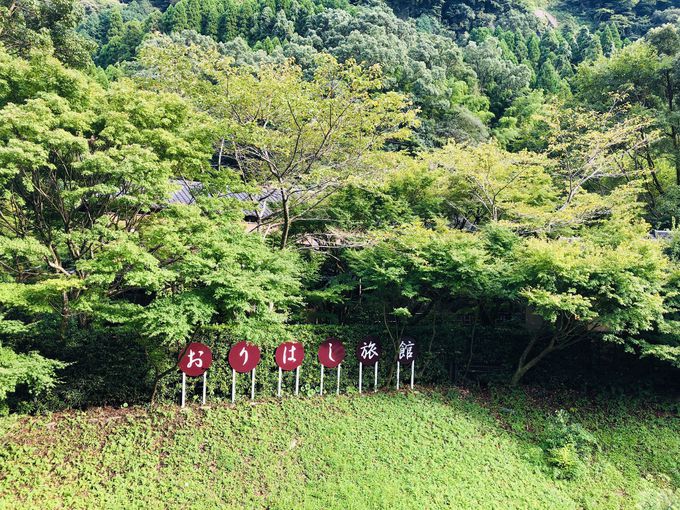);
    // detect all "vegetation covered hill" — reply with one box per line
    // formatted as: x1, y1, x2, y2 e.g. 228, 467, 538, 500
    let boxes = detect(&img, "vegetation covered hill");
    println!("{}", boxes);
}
1, 0, 680, 414
1, 390, 678, 509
